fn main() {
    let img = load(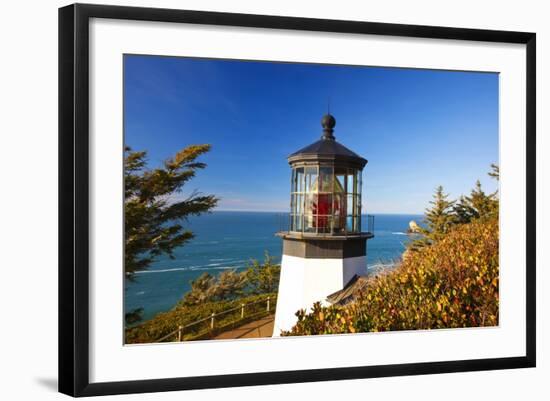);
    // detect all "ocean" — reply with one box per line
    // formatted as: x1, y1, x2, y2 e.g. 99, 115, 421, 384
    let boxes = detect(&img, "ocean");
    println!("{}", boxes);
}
125, 212, 423, 322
